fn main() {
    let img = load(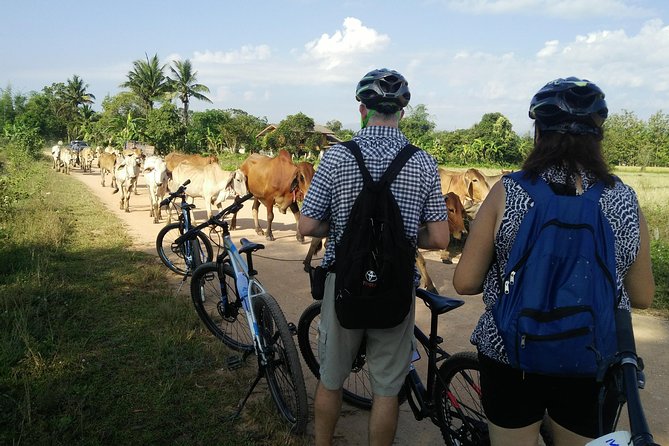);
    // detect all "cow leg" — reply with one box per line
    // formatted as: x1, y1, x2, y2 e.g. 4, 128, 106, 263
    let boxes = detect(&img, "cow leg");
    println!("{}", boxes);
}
416, 251, 438, 293
440, 250, 453, 264
252, 198, 265, 237
289, 202, 304, 243
303, 237, 324, 272
264, 200, 276, 241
